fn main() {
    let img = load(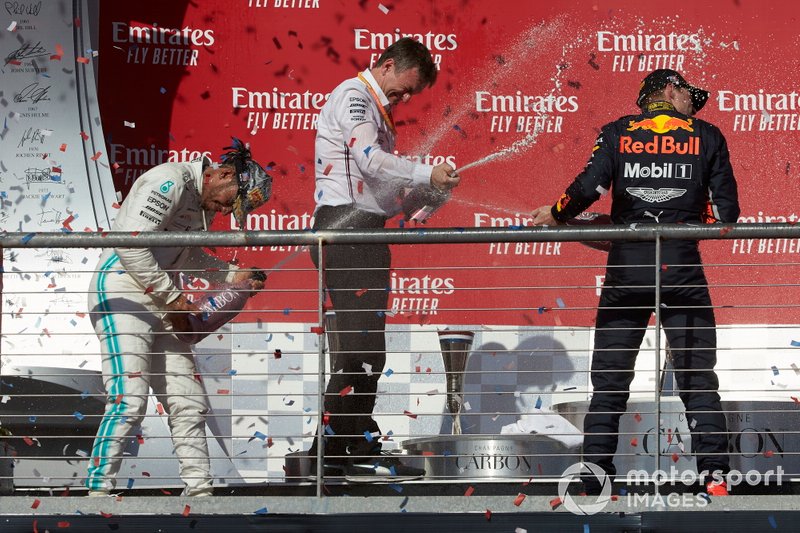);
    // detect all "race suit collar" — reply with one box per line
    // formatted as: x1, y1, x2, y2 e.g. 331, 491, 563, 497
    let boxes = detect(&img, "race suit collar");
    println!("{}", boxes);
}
644, 101, 676, 112
359, 68, 390, 108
